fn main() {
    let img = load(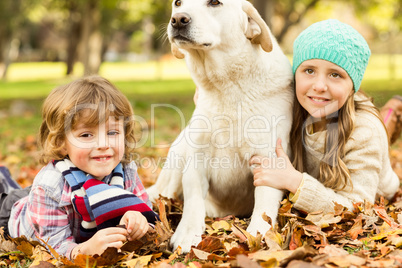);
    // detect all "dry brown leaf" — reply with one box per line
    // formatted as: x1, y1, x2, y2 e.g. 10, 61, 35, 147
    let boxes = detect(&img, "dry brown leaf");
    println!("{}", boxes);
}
195, 236, 224, 253
249, 249, 293, 262
289, 227, 304, 250
73, 247, 125, 267
0, 240, 17, 253
29, 260, 56, 268
318, 245, 348, 256
236, 254, 261, 268
16, 241, 34, 256
305, 212, 342, 228
279, 246, 318, 267
347, 214, 364, 240
328, 254, 366, 266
